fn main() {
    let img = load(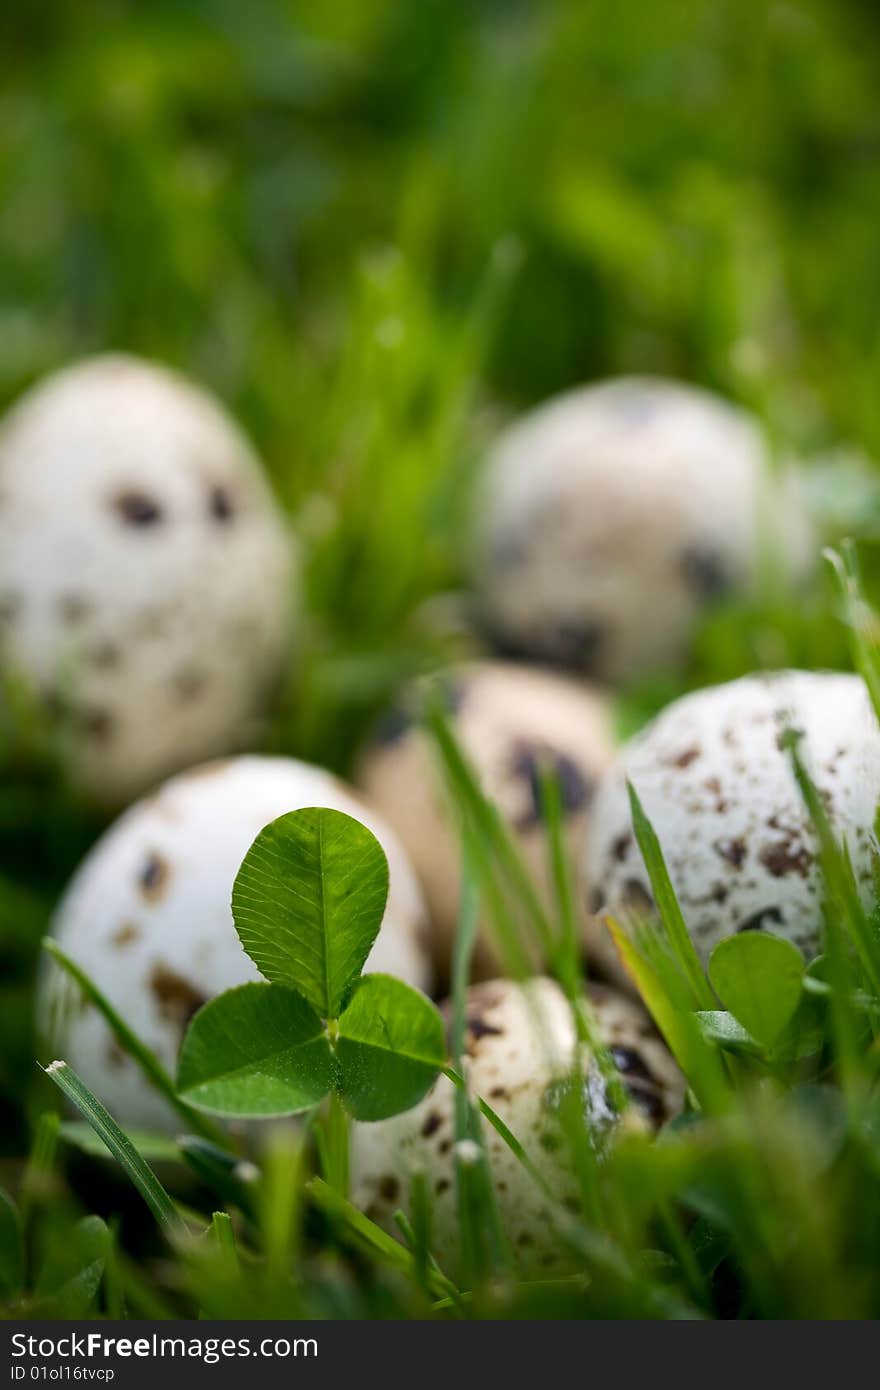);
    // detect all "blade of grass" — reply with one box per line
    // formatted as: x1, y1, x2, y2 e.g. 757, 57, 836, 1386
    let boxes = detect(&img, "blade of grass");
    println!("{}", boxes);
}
102, 1220, 126, 1320
783, 733, 875, 1097
19, 1109, 60, 1228
392, 1173, 443, 1303
626, 782, 716, 1011
42, 939, 227, 1146
115, 1251, 178, 1319
314, 1091, 350, 1197
306, 1176, 460, 1304
259, 1126, 304, 1283
784, 731, 880, 1001
426, 692, 556, 970
537, 762, 581, 999
394, 1183, 429, 1295
448, 848, 511, 1282
210, 1211, 238, 1273
825, 543, 880, 723
40, 1061, 186, 1241
537, 761, 629, 1112
606, 918, 734, 1115
178, 1138, 260, 1222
